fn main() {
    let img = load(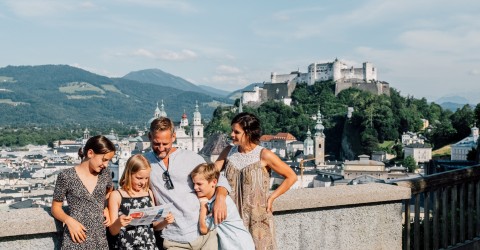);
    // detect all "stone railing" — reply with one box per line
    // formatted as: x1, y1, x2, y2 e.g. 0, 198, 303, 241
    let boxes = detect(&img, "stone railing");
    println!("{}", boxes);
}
0, 183, 411, 250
